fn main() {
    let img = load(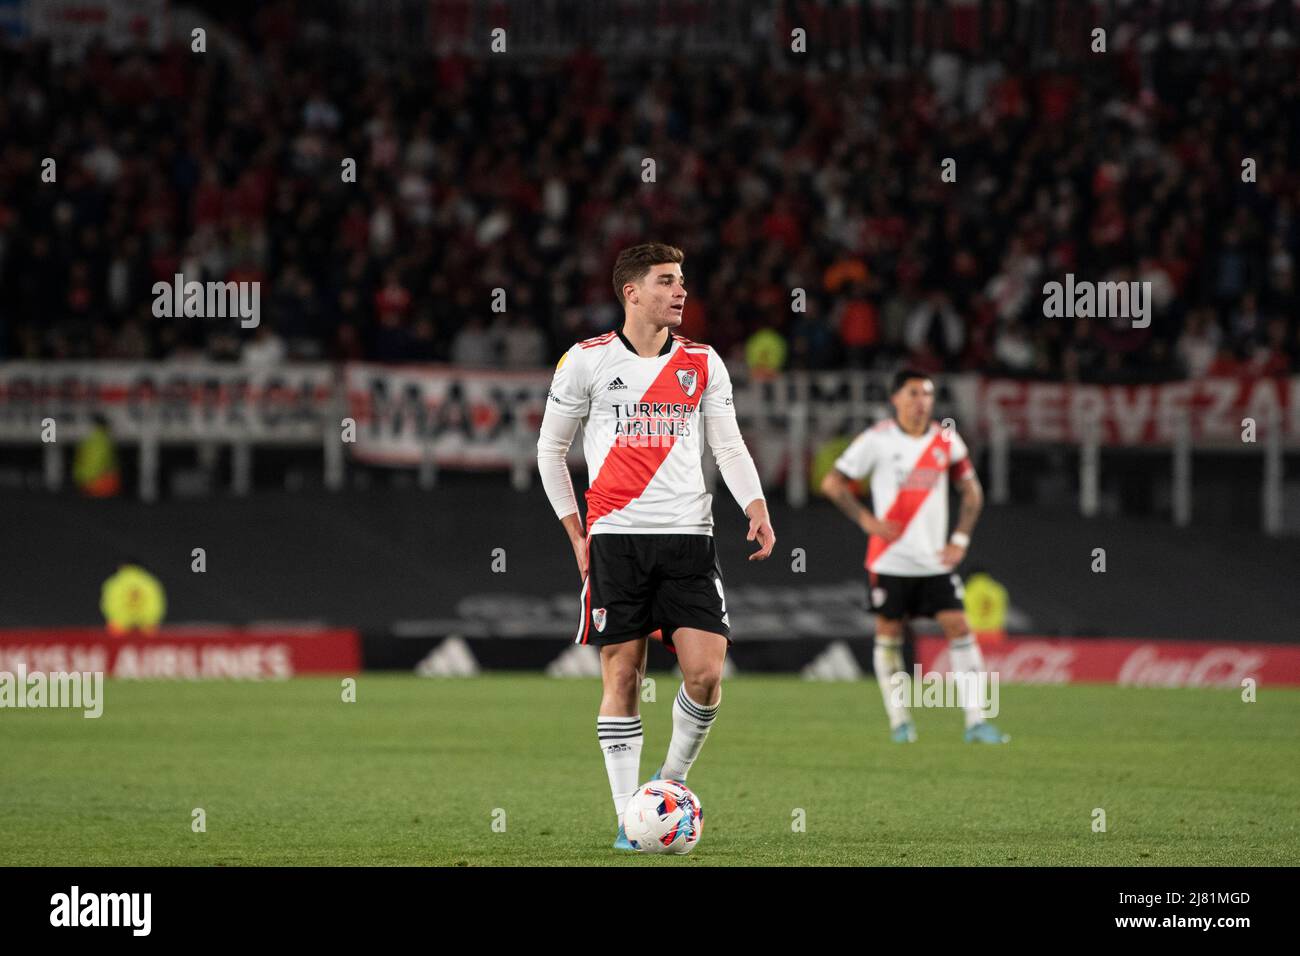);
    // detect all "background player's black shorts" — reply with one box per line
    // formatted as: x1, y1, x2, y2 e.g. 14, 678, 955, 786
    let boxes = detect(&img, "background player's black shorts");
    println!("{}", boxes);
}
576, 533, 730, 648
868, 571, 965, 620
